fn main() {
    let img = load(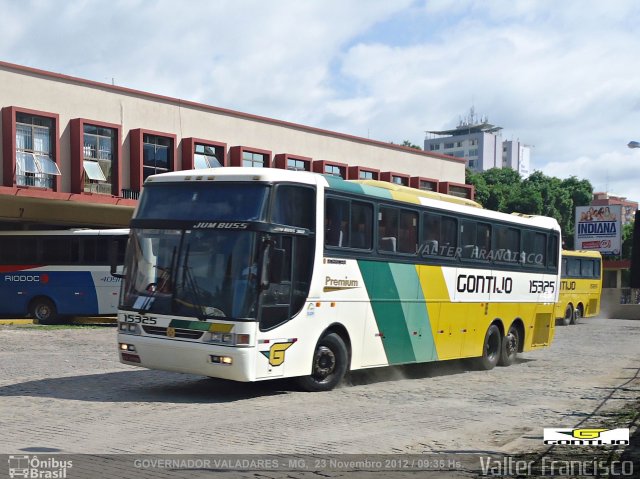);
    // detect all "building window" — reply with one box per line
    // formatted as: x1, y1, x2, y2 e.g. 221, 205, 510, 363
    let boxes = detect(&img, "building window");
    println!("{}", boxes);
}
419, 180, 436, 191
468, 148, 479, 157
444, 142, 454, 149
325, 164, 343, 177
15, 113, 60, 188
451, 151, 465, 158
287, 158, 307, 171
449, 185, 471, 198
243, 151, 266, 168
359, 170, 375, 179
470, 139, 478, 146
455, 141, 462, 147
429, 144, 441, 151
468, 159, 477, 169
194, 143, 222, 169
143, 134, 172, 180
391, 175, 407, 186
83, 124, 115, 194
